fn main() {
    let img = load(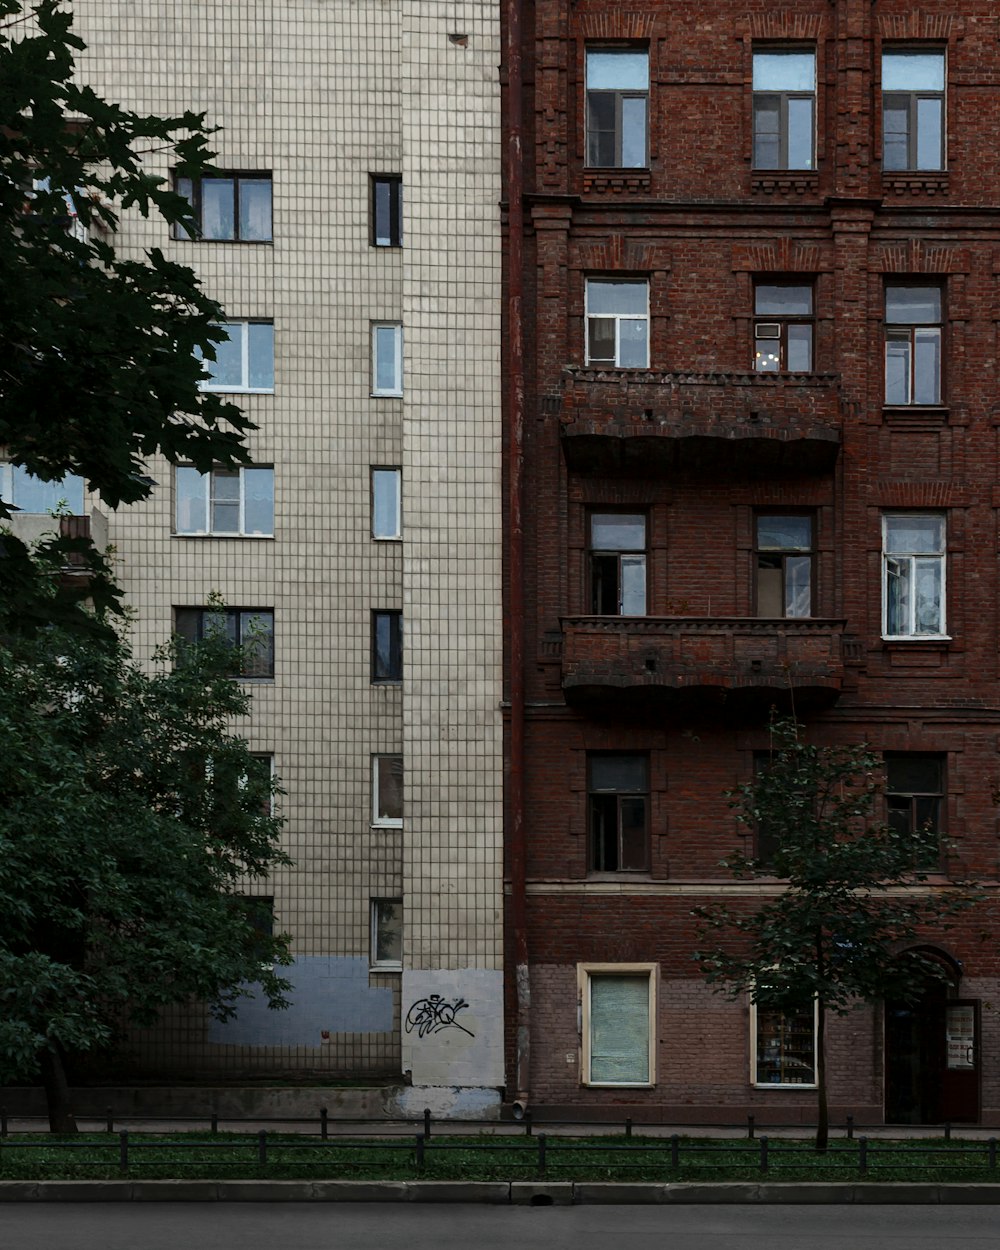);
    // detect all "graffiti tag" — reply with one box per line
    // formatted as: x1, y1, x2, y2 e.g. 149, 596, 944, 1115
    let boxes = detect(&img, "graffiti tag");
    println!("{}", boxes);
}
404, 994, 475, 1039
